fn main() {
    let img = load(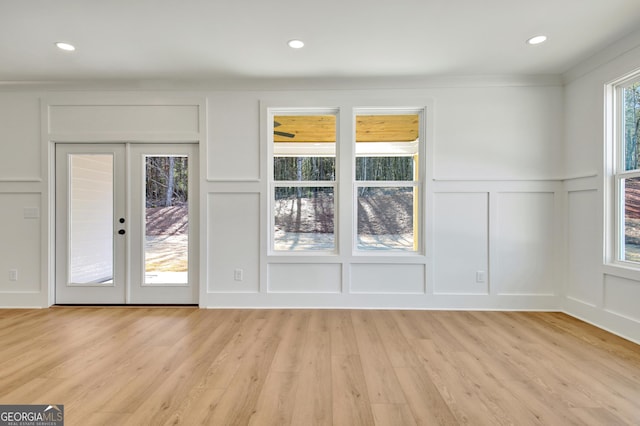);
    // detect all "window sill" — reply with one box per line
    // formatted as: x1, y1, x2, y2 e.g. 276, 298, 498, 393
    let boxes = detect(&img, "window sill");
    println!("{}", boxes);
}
602, 262, 640, 282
